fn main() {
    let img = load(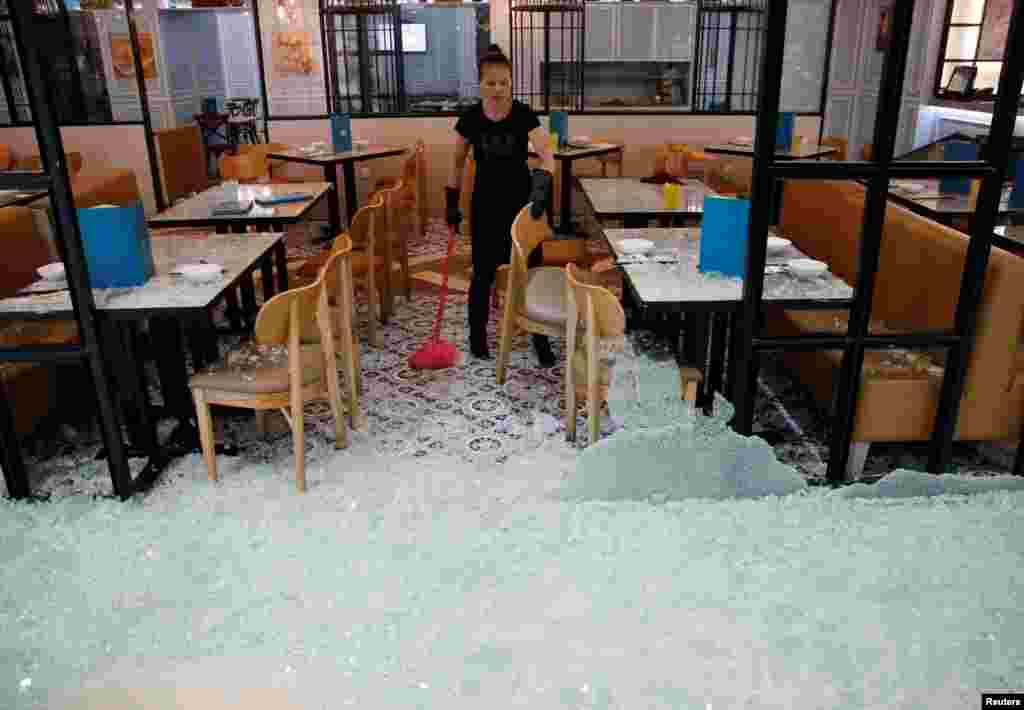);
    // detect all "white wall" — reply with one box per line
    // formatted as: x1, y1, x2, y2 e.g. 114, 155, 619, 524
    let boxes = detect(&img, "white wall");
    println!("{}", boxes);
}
823, 0, 940, 157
